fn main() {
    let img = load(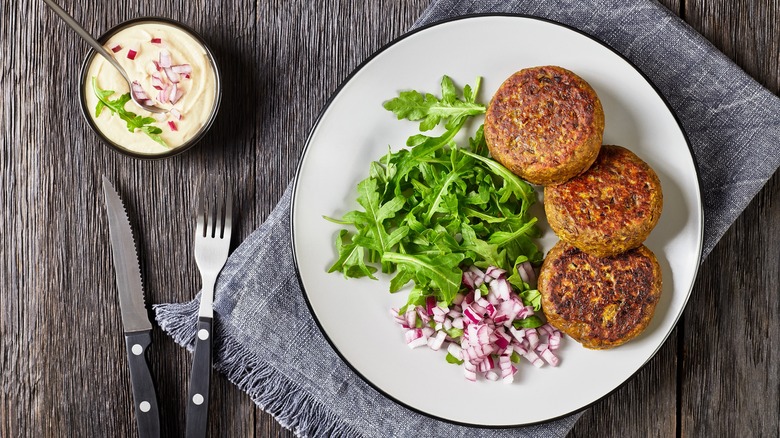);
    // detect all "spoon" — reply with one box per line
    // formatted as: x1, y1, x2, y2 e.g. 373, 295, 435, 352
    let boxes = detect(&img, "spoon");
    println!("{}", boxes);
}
42, 0, 167, 114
